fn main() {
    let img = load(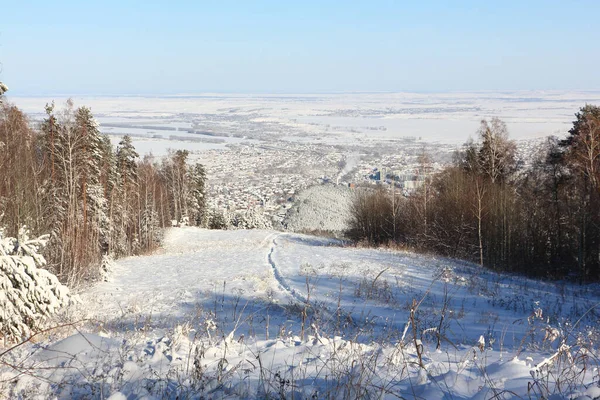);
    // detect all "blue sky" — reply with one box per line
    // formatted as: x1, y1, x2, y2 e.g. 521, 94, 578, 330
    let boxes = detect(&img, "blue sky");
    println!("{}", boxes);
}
1, 0, 599, 95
